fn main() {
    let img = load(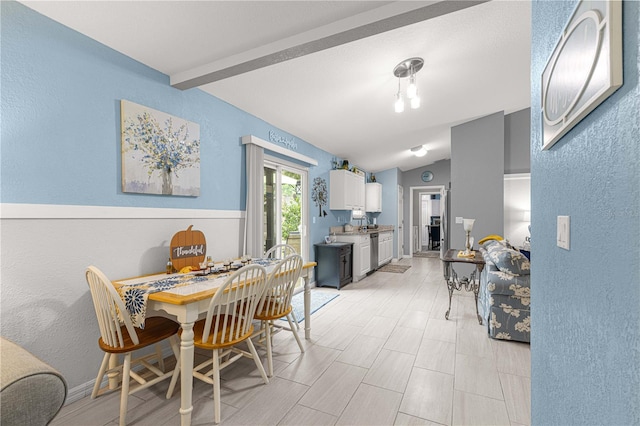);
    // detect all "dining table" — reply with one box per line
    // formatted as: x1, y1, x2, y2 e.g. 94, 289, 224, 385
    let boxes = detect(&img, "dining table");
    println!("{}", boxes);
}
113, 259, 316, 426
